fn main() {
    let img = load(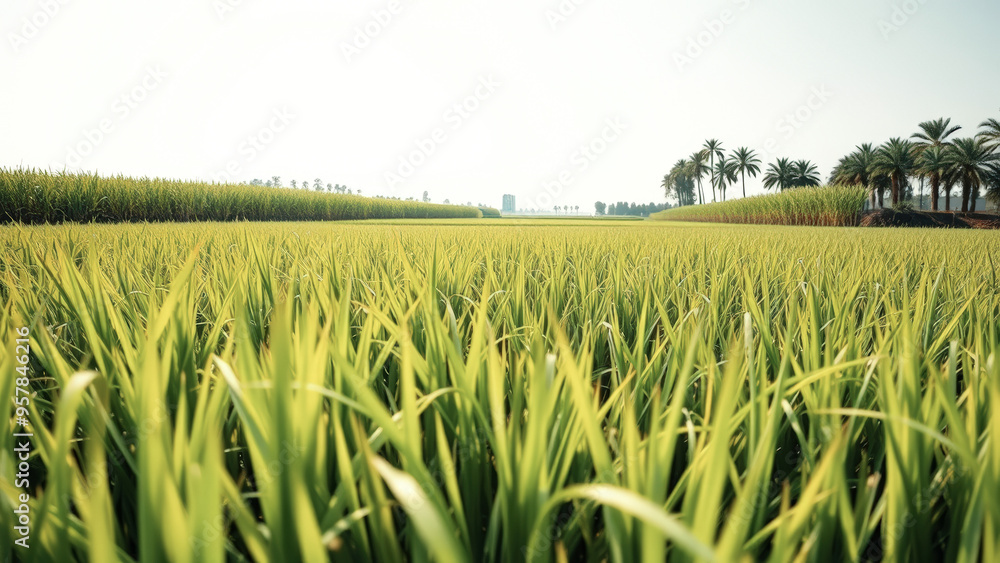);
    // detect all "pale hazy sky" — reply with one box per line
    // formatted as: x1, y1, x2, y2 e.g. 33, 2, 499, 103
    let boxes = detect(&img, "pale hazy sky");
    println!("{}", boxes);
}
3, 0, 998, 212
